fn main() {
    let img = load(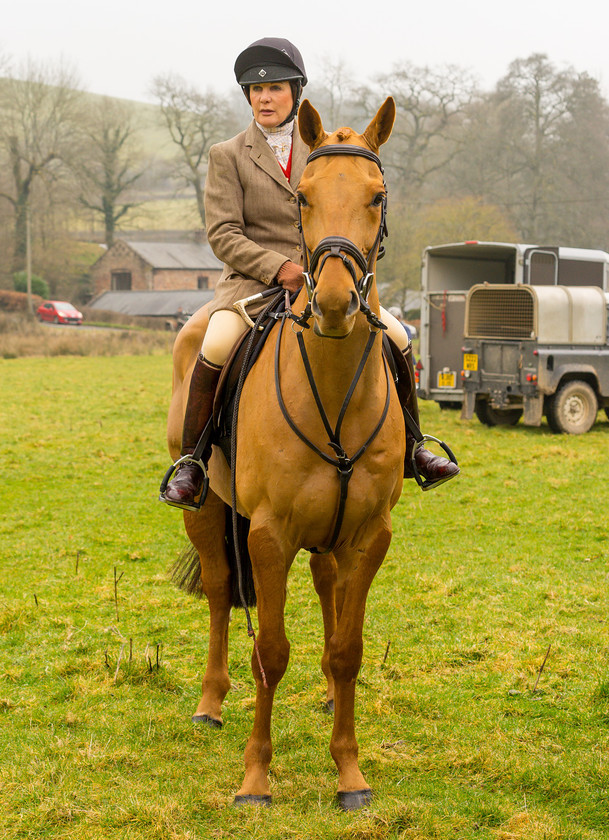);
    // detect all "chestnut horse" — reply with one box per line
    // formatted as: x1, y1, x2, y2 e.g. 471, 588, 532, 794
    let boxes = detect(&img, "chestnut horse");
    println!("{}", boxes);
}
167, 97, 403, 809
